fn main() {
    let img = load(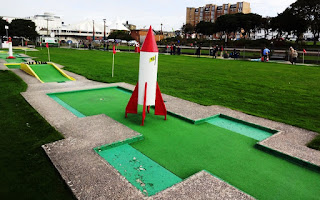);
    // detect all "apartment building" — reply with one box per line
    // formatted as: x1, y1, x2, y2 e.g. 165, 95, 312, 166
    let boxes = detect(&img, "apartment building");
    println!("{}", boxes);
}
186, 2, 251, 26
